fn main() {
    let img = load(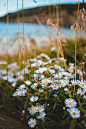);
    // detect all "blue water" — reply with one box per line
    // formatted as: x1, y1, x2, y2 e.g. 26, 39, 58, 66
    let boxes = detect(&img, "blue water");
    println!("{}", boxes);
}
0, 22, 83, 38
